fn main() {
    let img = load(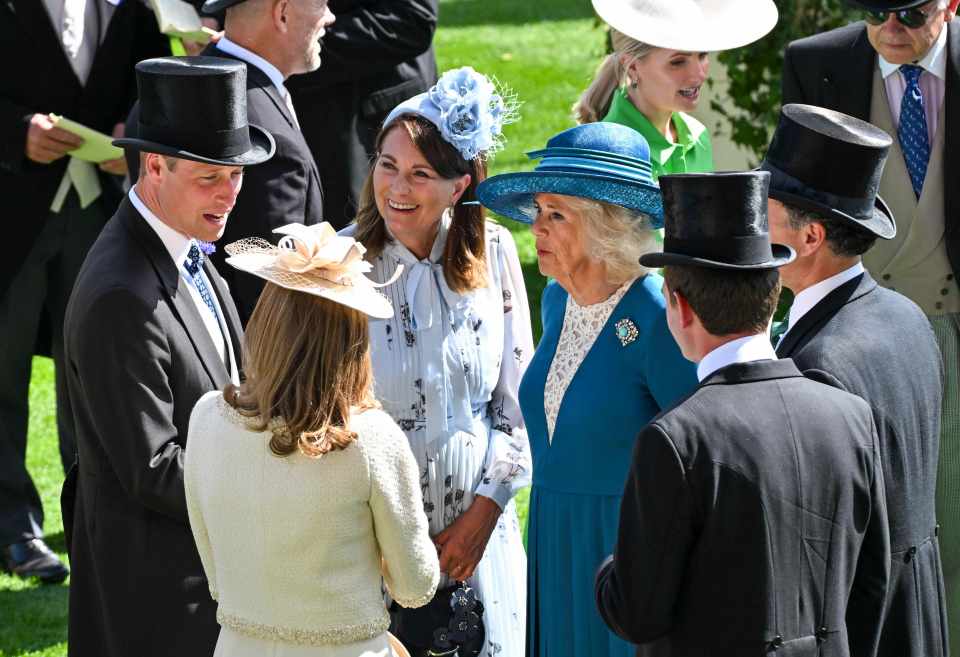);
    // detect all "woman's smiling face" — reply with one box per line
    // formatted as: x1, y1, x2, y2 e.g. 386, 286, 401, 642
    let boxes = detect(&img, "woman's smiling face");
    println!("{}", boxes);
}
629, 48, 710, 115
